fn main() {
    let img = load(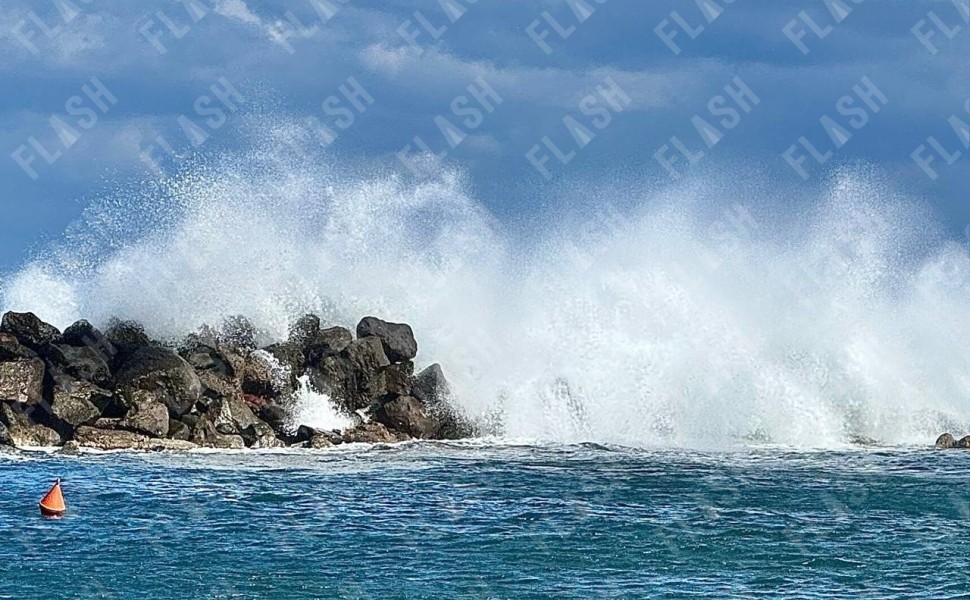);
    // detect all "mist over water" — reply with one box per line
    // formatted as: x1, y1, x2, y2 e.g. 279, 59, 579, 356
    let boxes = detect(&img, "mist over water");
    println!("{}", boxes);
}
4, 144, 970, 449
